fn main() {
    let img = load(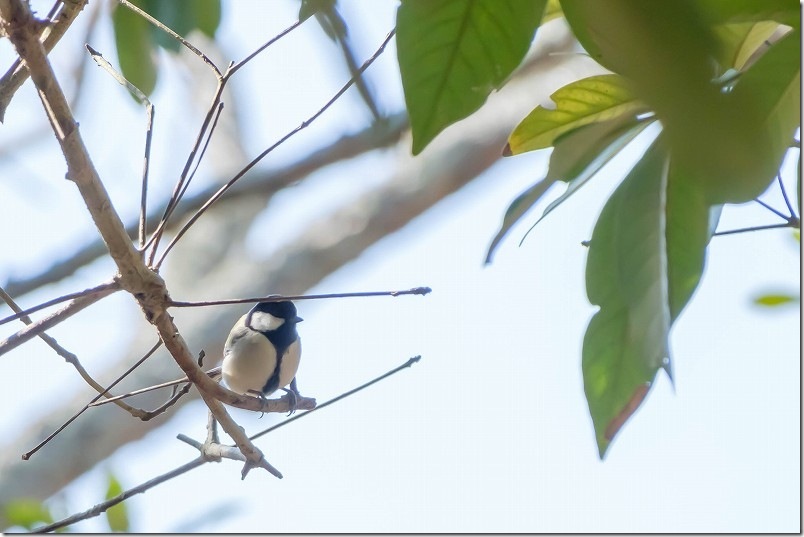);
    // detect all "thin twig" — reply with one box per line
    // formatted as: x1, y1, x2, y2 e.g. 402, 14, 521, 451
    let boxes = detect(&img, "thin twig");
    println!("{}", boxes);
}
0, 280, 119, 326
87, 366, 222, 407
33, 458, 207, 533
0, 283, 119, 357
117, 0, 221, 77
169, 286, 432, 308
713, 222, 799, 237
753, 197, 789, 220
22, 340, 162, 460
145, 80, 227, 264
0, 285, 146, 417
144, 18, 307, 260
174, 102, 225, 212
84, 44, 155, 251
3, 113, 408, 298
153, 29, 397, 269
250, 355, 421, 441
32, 355, 421, 532
140, 101, 155, 250
777, 173, 797, 218
228, 19, 304, 77
0, 0, 88, 122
